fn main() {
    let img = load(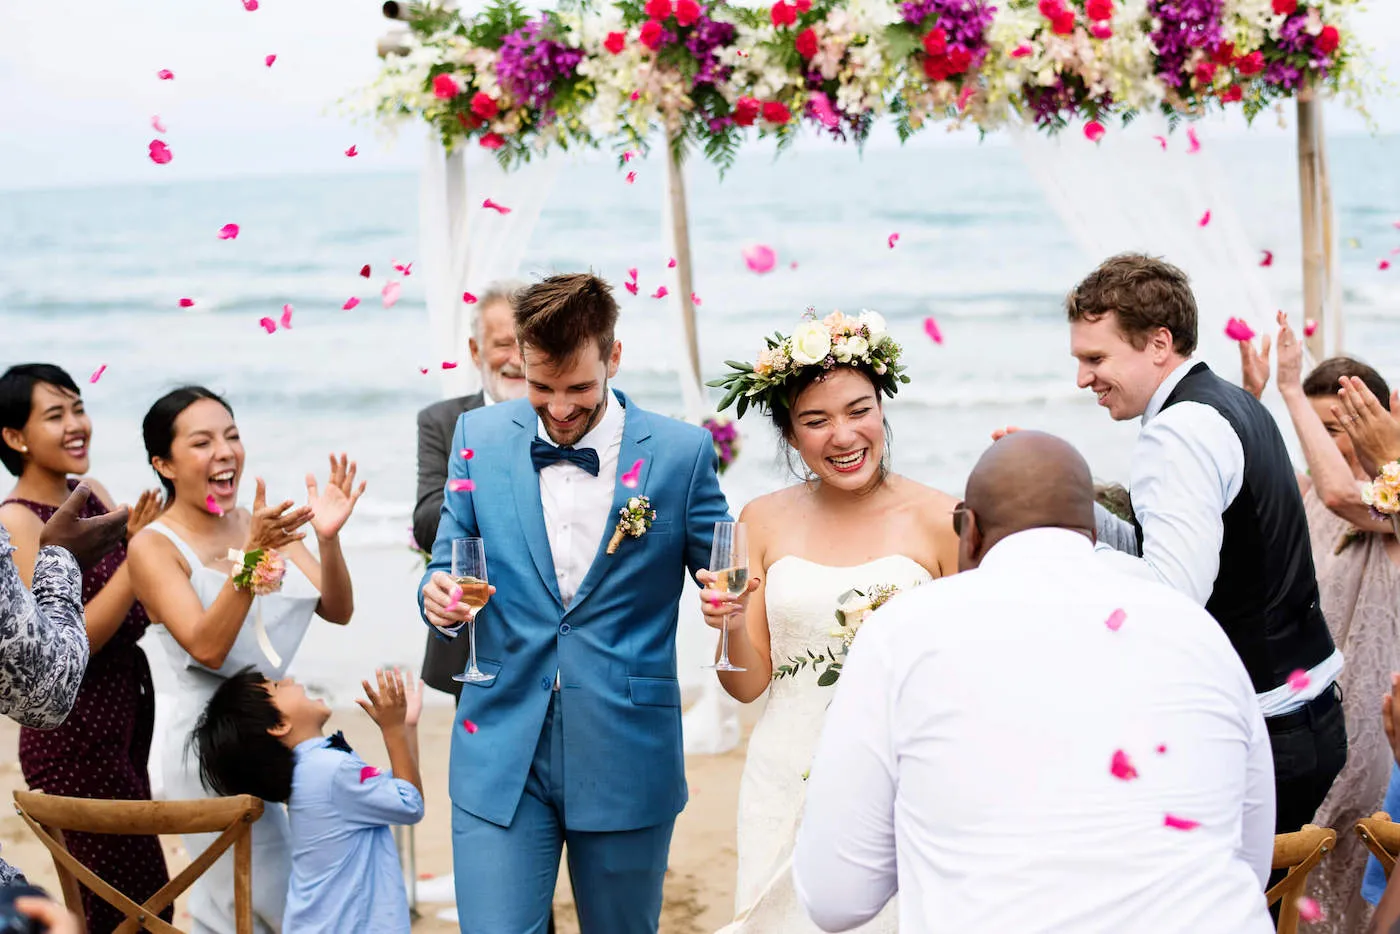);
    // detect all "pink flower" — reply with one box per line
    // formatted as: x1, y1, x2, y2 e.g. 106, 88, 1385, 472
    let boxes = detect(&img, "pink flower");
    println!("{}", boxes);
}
1084, 121, 1106, 143
148, 140, 173, 164
676, 0, 702, 26
433, 74, 461, 99
808, 91, 840, 127
1163, 814, 1200, 831
771, 0, 797, 27
218, 223, 240, 240
604, 31, 627, 54
89, 365, 107, 384
732, 97, 760, 127
1316, 25, 1340, 54
639, 20, 665, 50
342, 297, 360, 310
1104, 608, 1126, 631
1109, 749, 1138, 780
1224, 317, 1255, 341
479, 133, 506, 150
761, 101, 792, 124
1090, 23, 1113, 39
924, 316, 944, 344
264, 54, 277, 67
1287, 668, 1311, 691
743, 244, 777, 274
448, 479, 476, 493
1051, 10, 1075, 34
644, 0, 673, 19
796, 27, 819, 58
178, 298, 195, 308
471, 92, 499, 121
